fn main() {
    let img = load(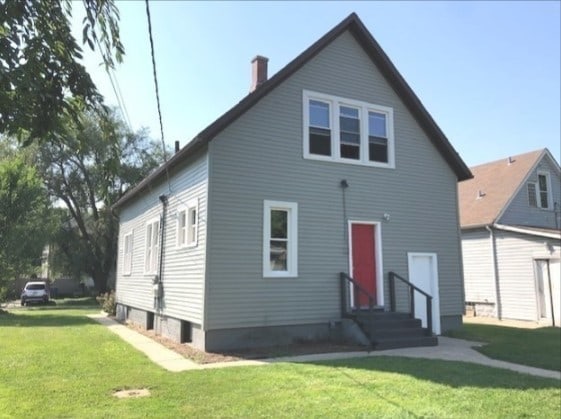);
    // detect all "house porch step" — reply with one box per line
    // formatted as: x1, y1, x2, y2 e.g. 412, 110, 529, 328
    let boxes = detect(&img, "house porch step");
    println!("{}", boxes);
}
350, 310, 438, 350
